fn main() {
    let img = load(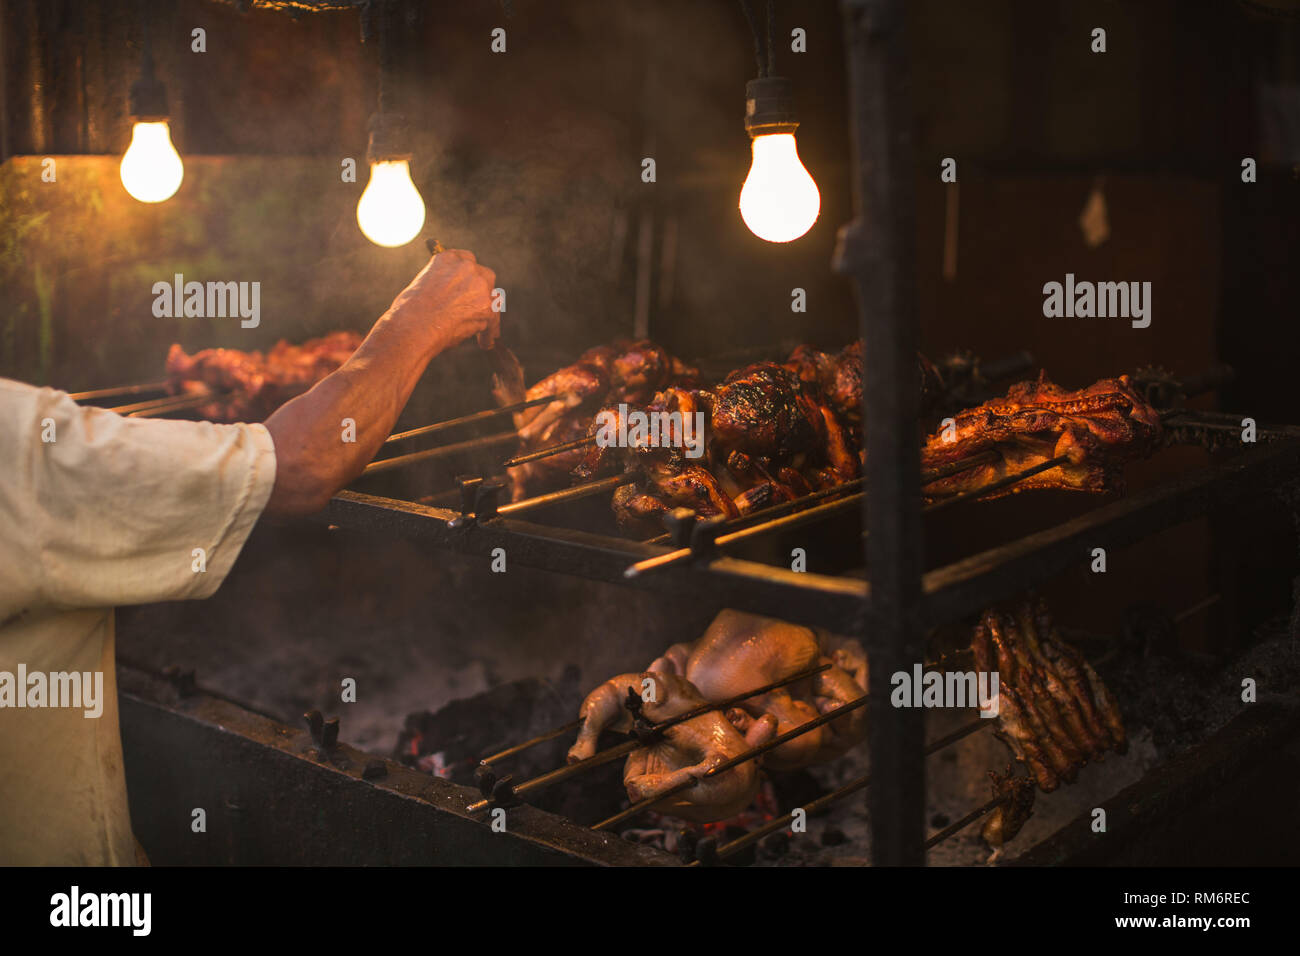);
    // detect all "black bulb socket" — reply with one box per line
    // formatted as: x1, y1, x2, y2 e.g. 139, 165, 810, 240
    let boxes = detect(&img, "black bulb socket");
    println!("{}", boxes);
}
367, 112, 413, 163
744, 76, 799, 137
129, 73, 168, 122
